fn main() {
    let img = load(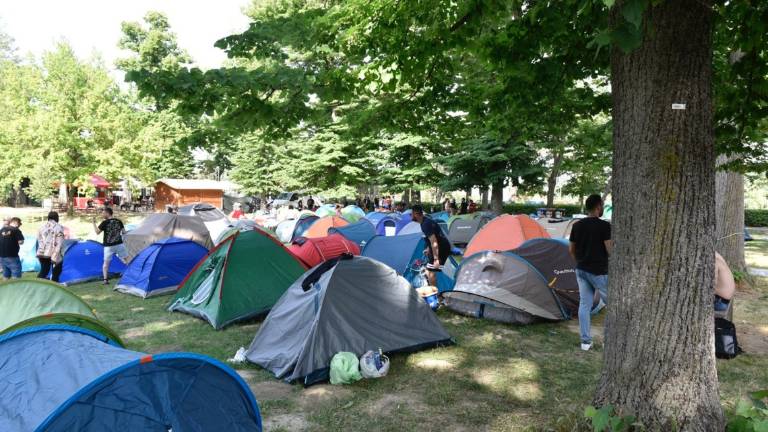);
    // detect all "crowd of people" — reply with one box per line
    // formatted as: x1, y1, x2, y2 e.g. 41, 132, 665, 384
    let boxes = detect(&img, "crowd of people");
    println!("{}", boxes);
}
0, 208, 128, 284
